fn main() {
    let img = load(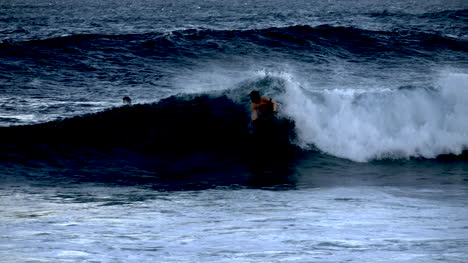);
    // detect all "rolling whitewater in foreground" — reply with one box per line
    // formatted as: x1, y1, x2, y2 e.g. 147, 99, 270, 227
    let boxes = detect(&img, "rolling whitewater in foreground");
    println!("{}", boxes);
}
1, 0, 468, 262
